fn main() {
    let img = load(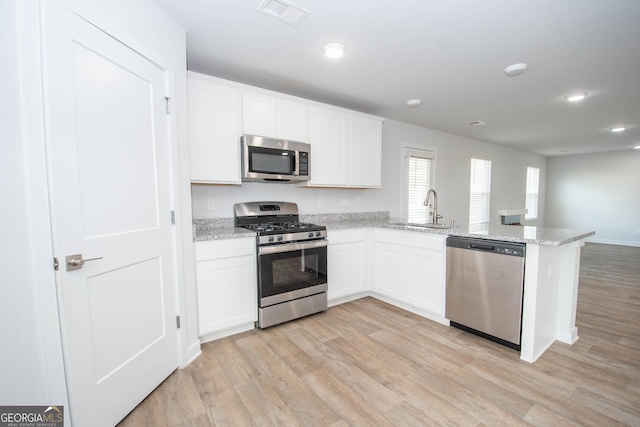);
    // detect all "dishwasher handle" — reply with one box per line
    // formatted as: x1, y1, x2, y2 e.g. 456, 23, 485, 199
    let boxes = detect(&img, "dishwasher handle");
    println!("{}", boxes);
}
469, 243, 496, 252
